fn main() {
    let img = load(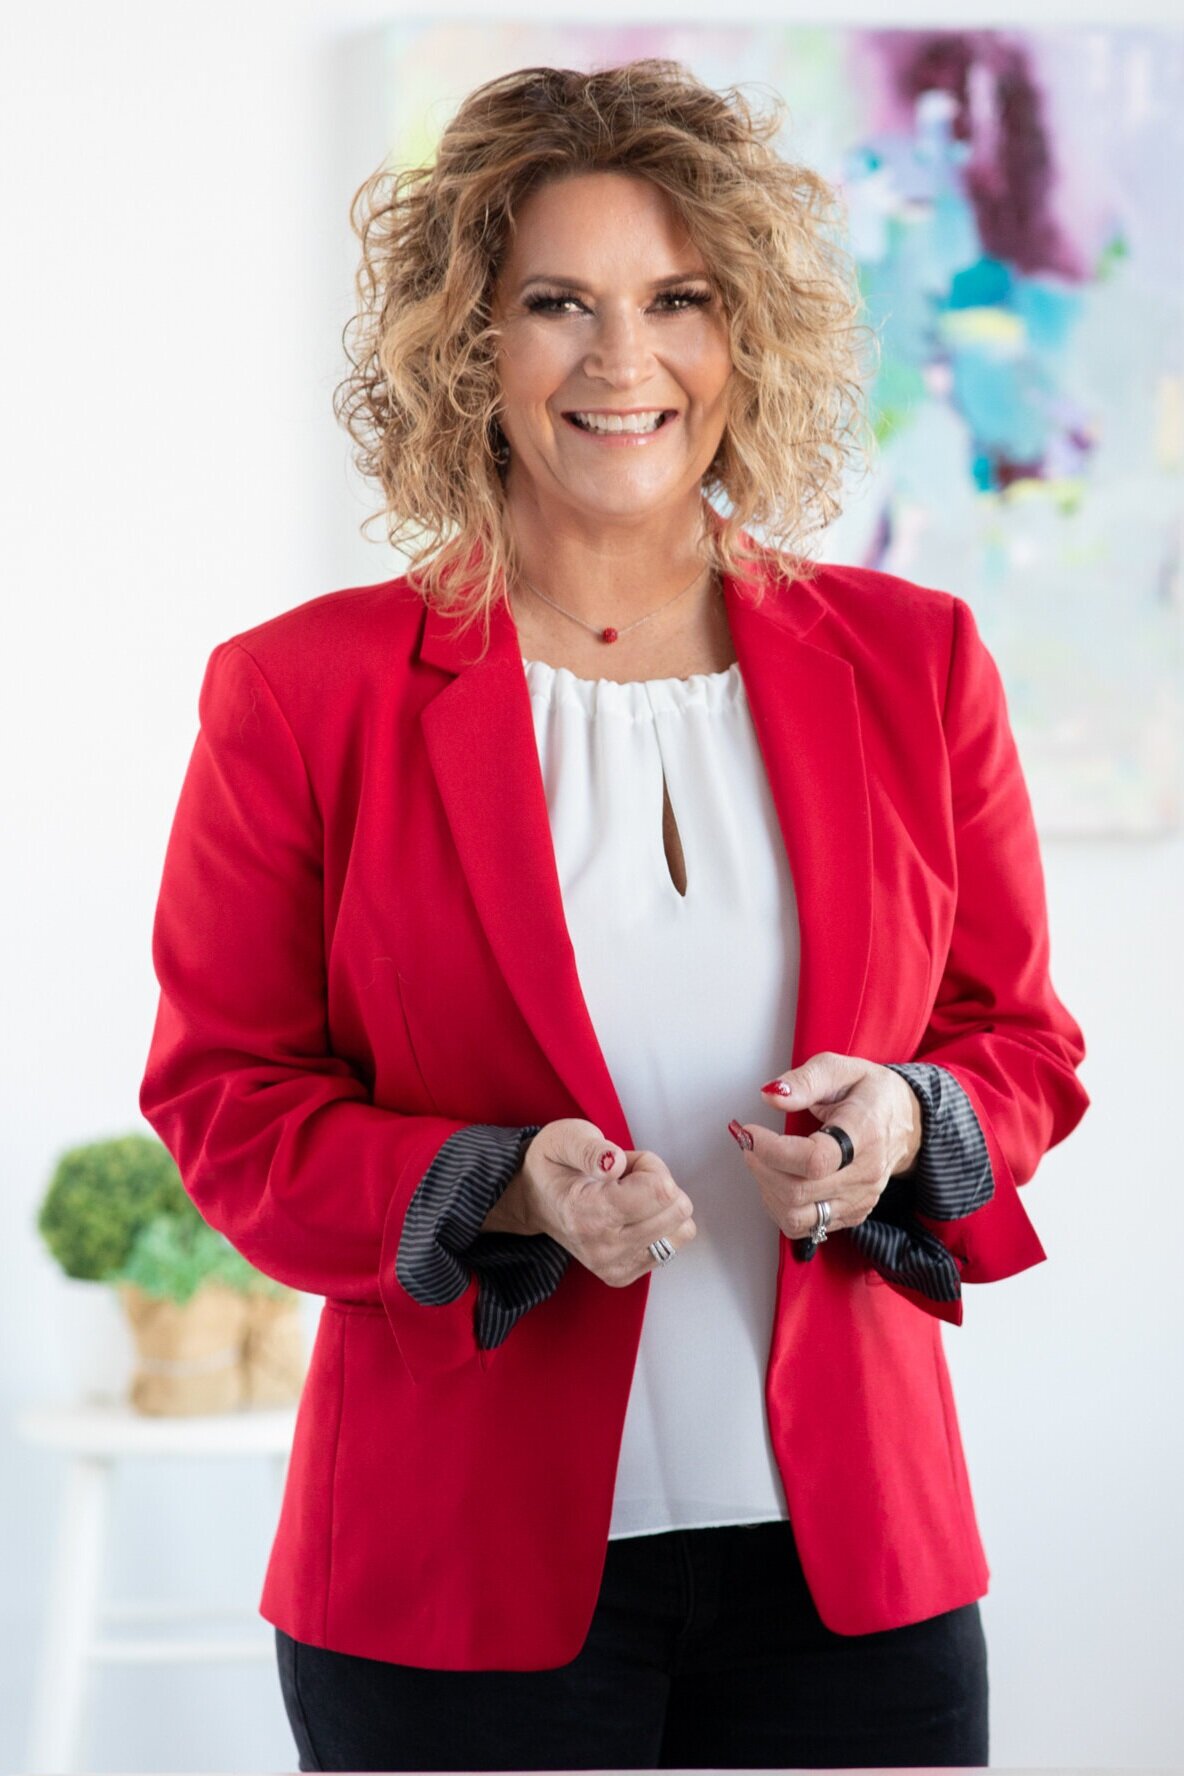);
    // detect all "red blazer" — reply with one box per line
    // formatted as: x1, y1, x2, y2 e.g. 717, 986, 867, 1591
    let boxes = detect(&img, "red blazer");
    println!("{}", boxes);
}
139, 545, 1089, 1667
